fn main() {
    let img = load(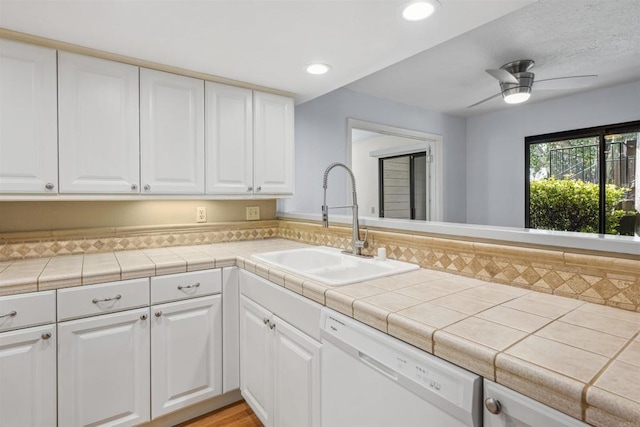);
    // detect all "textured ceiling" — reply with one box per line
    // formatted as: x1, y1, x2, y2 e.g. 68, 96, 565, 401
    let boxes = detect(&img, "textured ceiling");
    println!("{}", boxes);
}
0, 0, 532, 104
346, 0, 640, 117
